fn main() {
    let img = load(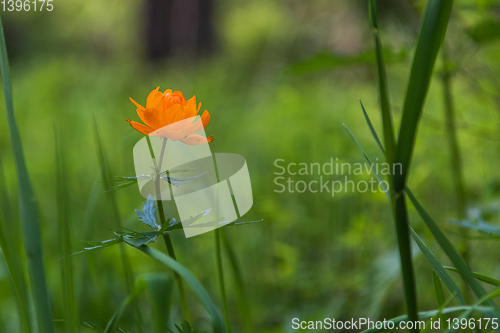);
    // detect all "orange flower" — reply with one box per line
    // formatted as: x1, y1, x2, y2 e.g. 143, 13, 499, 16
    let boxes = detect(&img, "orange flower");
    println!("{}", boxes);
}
126, 87, 214, 145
